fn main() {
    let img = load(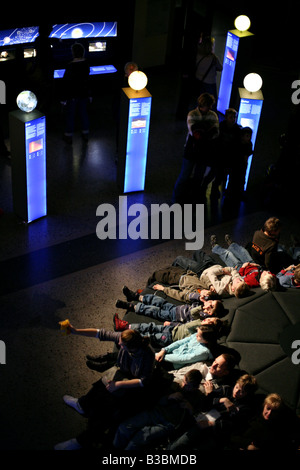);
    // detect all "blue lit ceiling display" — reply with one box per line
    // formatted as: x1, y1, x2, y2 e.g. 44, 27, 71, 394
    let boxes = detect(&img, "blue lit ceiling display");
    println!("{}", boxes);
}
0, 26, 39, 47
50, 22, 117, 39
